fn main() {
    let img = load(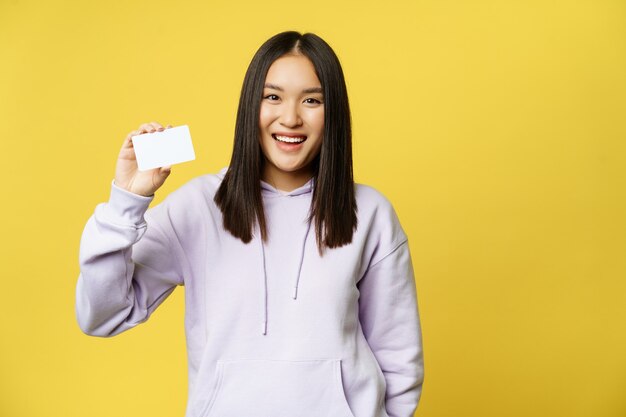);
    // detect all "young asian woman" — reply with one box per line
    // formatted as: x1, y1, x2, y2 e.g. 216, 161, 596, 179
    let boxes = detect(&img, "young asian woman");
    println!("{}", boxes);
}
76, 31, 424, 417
